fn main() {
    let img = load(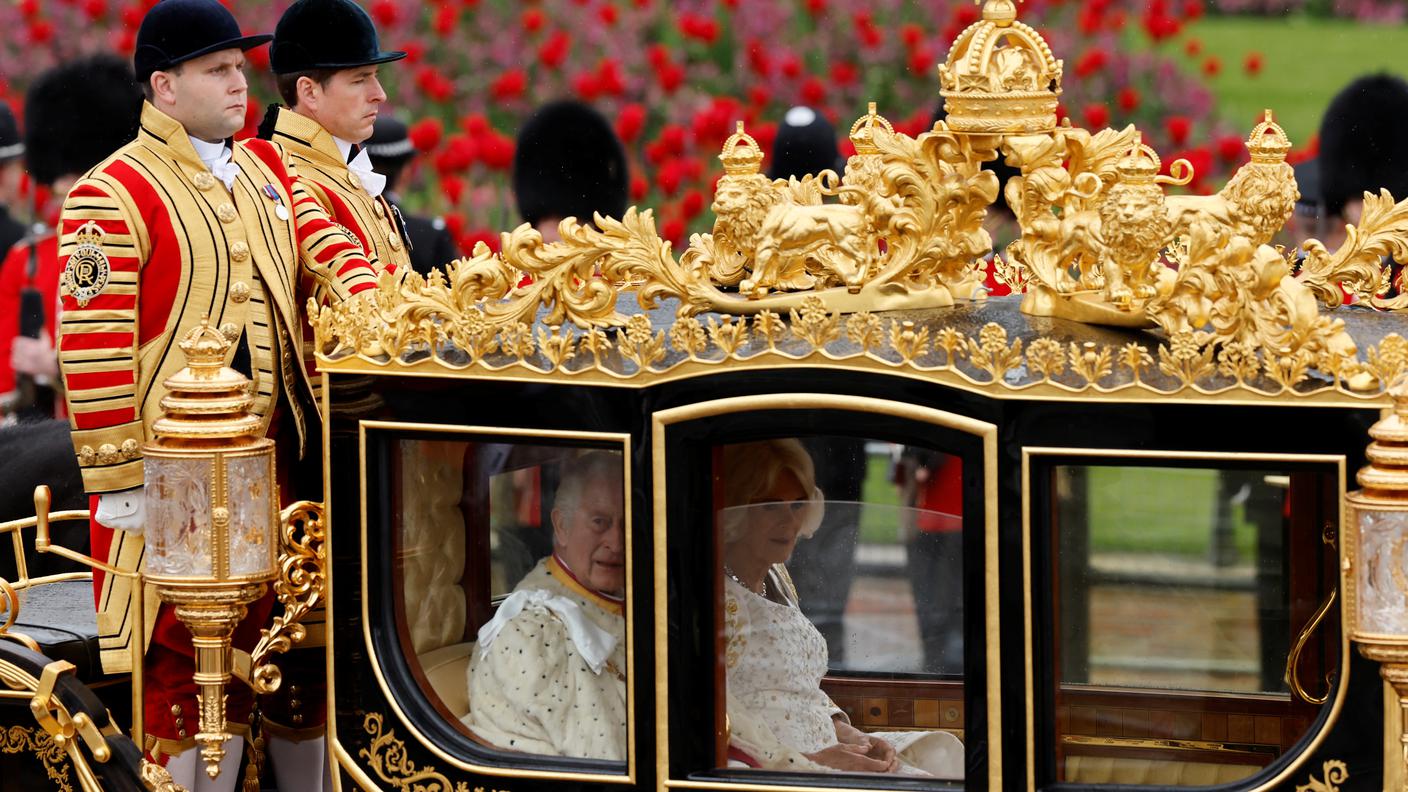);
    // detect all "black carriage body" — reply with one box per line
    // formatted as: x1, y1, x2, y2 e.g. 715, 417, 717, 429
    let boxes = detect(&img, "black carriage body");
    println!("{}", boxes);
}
322, 302, 1387, 792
